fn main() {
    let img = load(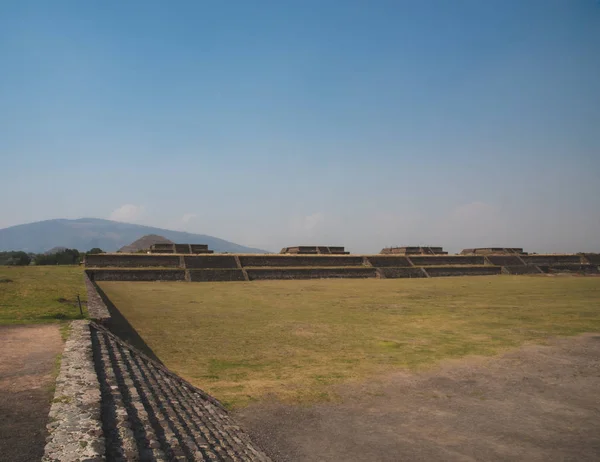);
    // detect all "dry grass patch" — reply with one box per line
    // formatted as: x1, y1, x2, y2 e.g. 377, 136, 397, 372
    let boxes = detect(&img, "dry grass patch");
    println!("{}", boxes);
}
99, 276, 600, 408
